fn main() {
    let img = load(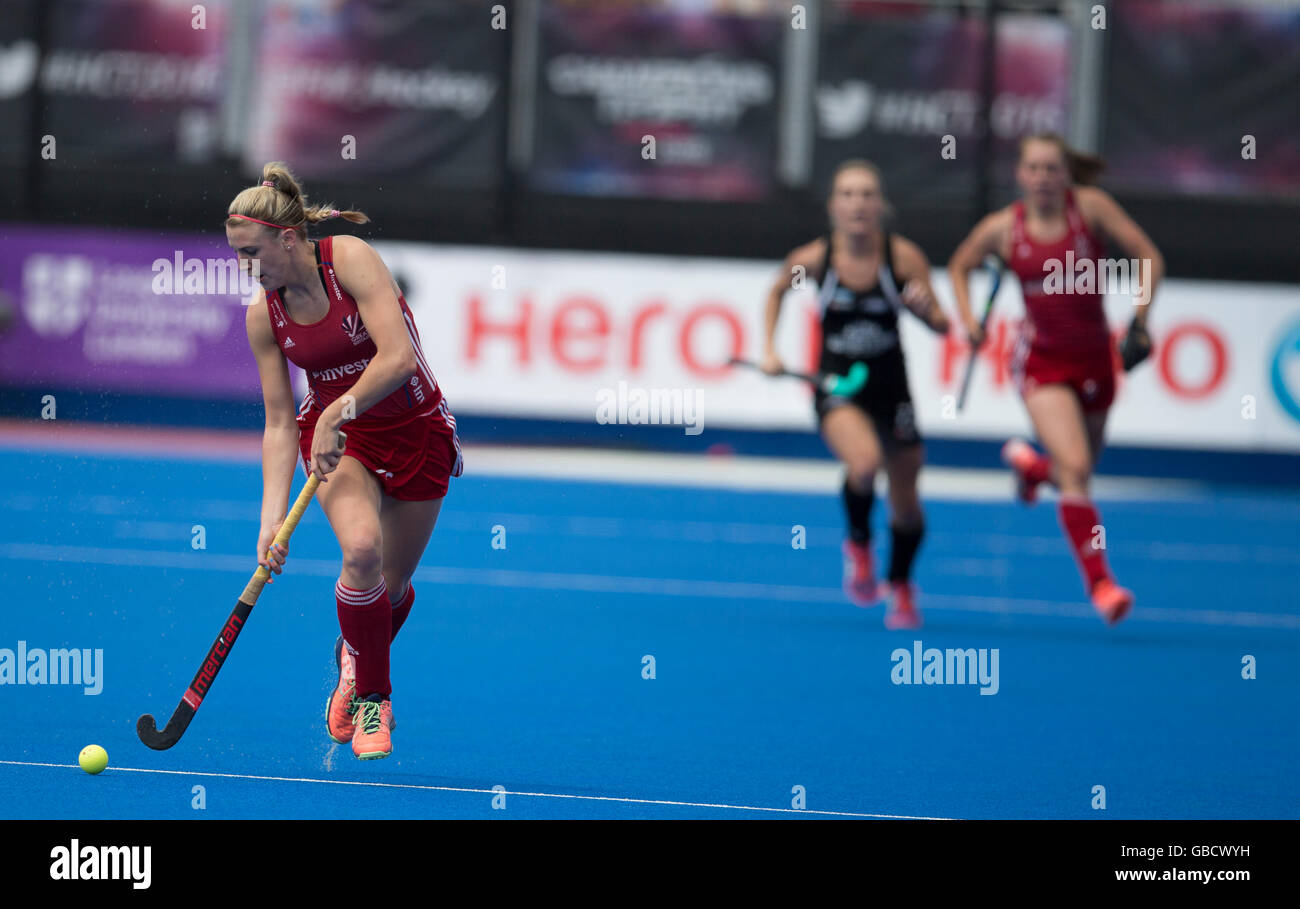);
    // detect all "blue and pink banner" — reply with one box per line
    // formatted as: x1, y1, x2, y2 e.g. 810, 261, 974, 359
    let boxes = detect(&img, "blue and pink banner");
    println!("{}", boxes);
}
40, 0, 230, 164
815, 9, 1071, 203
244, 0, 507, 188
529, 4, 783, 201
1105, 0, 1300, 197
